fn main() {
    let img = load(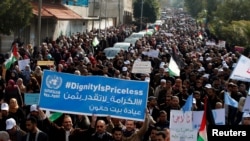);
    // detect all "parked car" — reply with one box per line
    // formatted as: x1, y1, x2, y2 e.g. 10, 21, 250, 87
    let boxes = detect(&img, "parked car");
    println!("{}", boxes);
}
103, 47, 122, 59
124, 38, 139, 46
113, 42, 131, 51
129, 32, 145, 39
